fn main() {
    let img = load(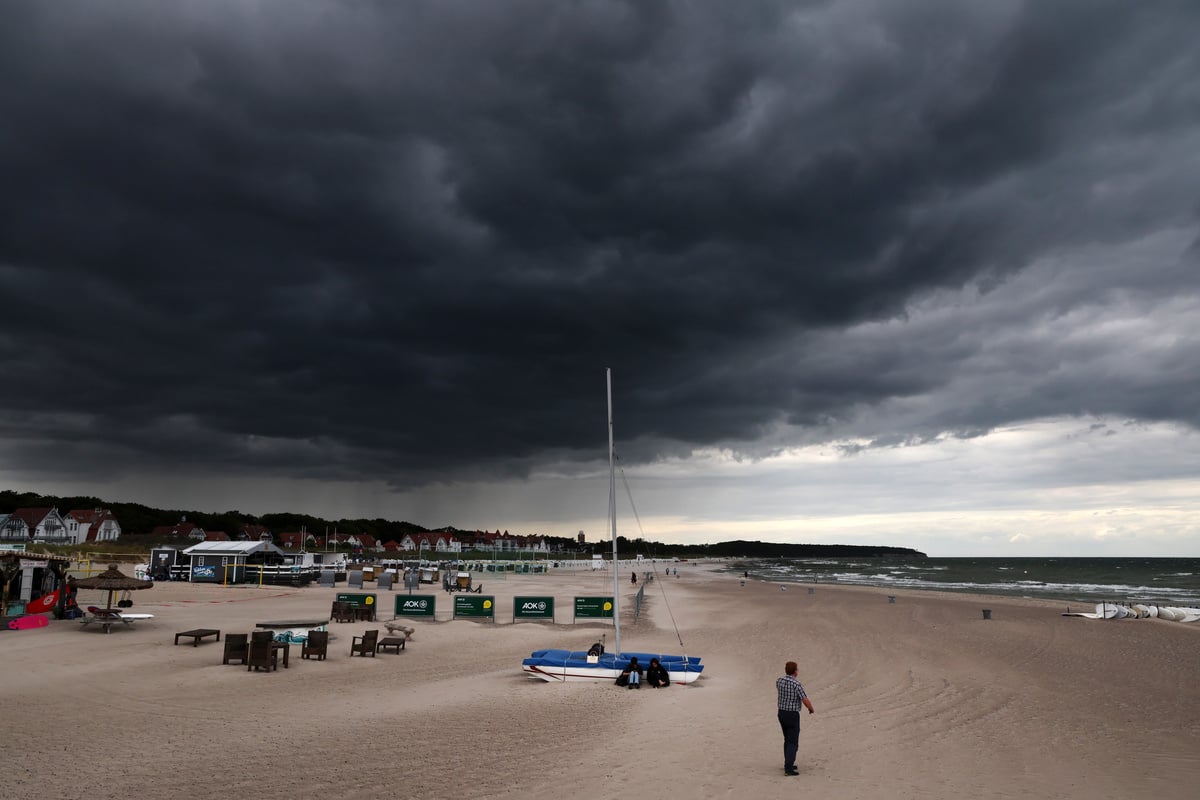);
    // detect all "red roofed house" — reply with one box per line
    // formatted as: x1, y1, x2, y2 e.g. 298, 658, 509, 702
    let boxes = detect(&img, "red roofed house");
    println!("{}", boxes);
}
432, 534, 461, 553
204, 531, 230, 542
239, 524, 272, 542
150, 519, 206, 541
348, 534, 378, 552
399, 534, 430, 552
0, 507, 71, 545
277, 531, 316, 549
64, 508, 122, 544
314, 532, 351, 549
